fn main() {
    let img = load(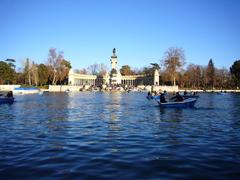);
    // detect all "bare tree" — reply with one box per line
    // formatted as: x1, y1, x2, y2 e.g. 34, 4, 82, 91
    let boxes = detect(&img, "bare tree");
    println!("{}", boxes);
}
87, 63, 108, 76
183, 64, 202, 88
162, 47, 185, 86
56, 59, 71, 85
22, 58, 32, 85
87, 64, 99, 75
47, 48, 64, 85
78, 68, 88, 74
31, 61, 39, 86
98, 63, 108, 76
215, 67, 232, 89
